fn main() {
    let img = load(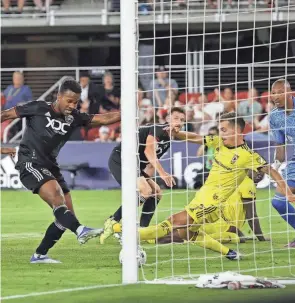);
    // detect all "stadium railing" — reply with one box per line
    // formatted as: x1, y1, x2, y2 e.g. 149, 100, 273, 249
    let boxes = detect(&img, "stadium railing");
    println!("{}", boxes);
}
1, 0, 292, 26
